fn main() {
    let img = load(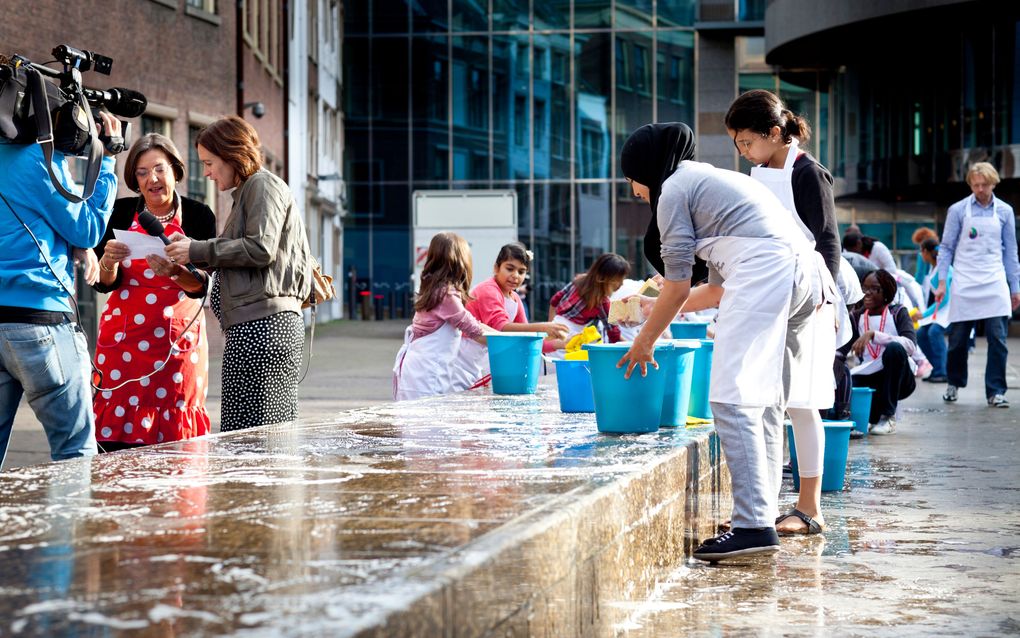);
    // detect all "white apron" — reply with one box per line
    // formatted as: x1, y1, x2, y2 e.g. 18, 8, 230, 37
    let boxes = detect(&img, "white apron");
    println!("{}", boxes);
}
449, 339, 489, 391
392, 322, 461, 401
948, 199, 1012, 323
750, 140, 838, 408
698, 236, 805, 407
450, 295, 521, 390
